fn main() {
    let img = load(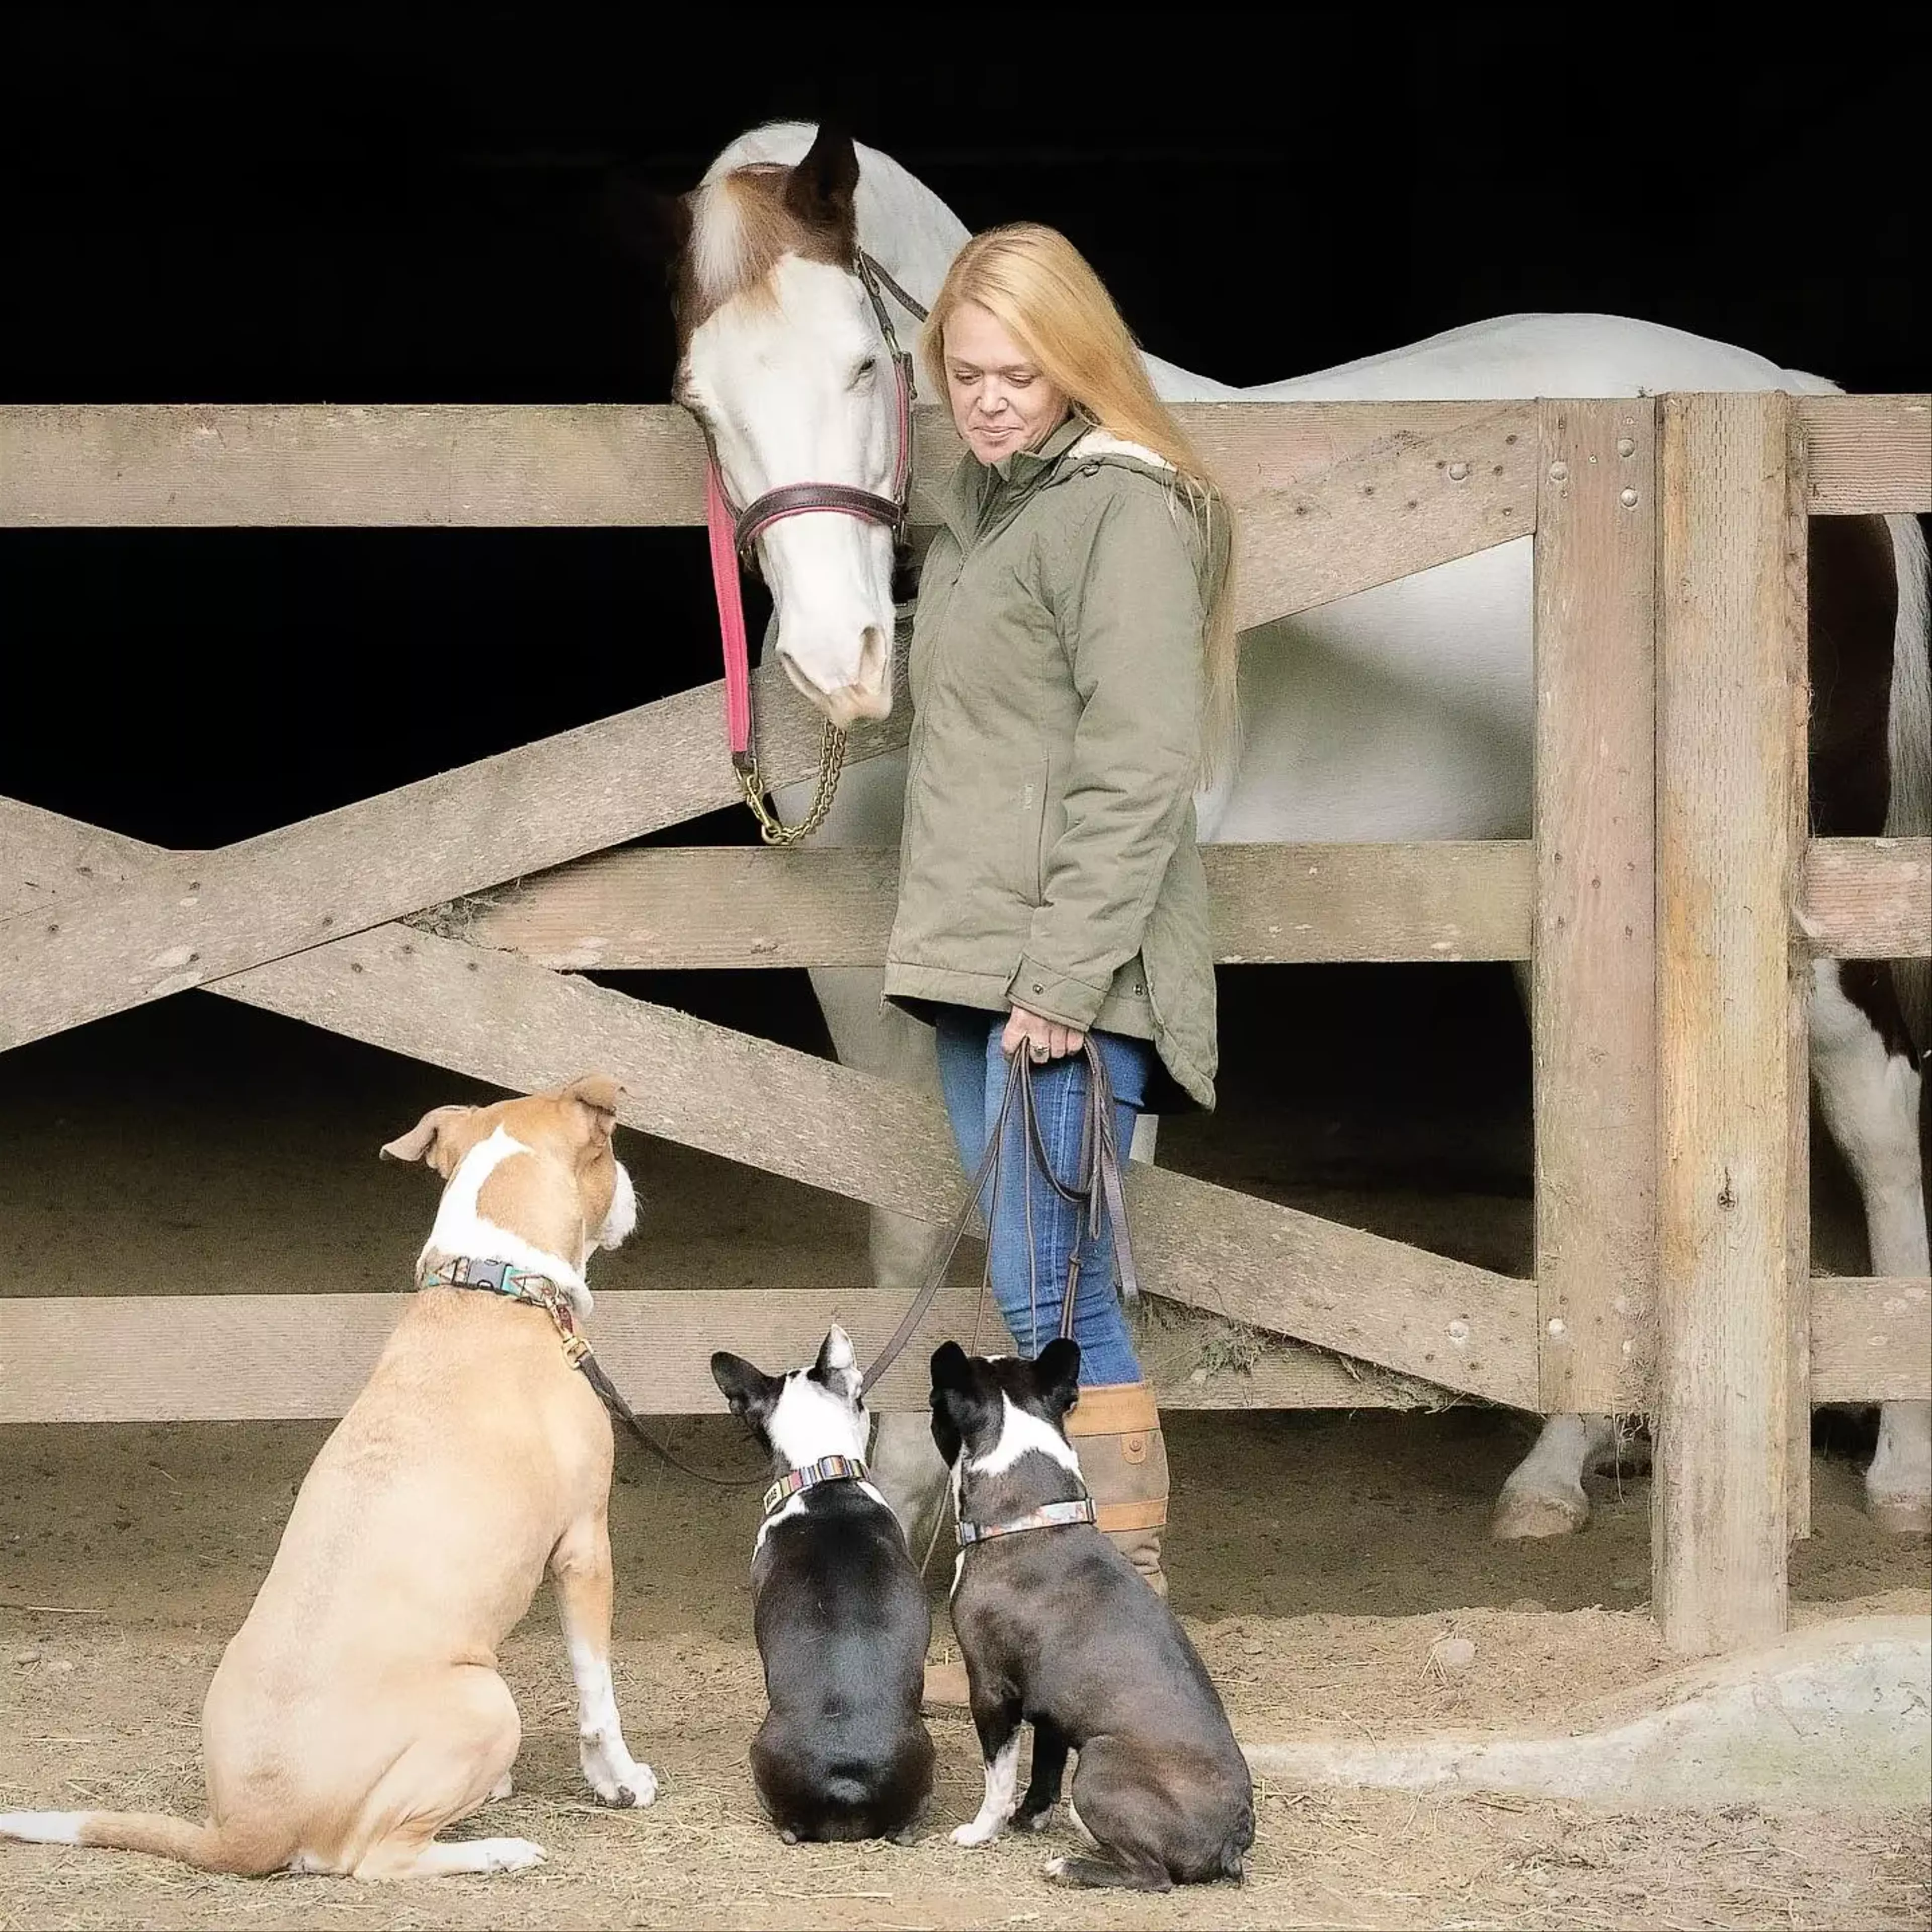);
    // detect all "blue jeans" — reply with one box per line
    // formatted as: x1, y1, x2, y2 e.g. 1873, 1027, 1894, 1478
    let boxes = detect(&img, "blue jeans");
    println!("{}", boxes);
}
932, 1006, 1151, 1387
